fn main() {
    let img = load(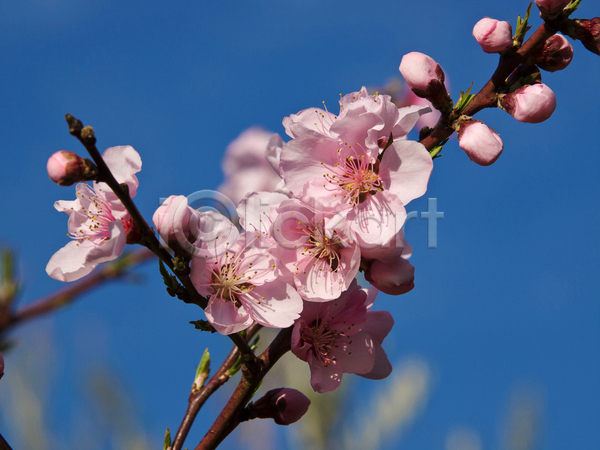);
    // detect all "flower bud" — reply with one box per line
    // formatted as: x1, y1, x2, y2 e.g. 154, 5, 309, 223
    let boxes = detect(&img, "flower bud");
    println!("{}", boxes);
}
248, 388, 310, 425
535, 0, 570, 15
473, 18, 513, 53
47, 151, 88, 186
153, 195, 195, 247
399, 52, 447, 103
529, 33, 573, 72
570, 18, 600, 56
502, 84, 557, 124
457, 120, 504, 166
364, 258, 415, 296
0, 351, 4, 379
